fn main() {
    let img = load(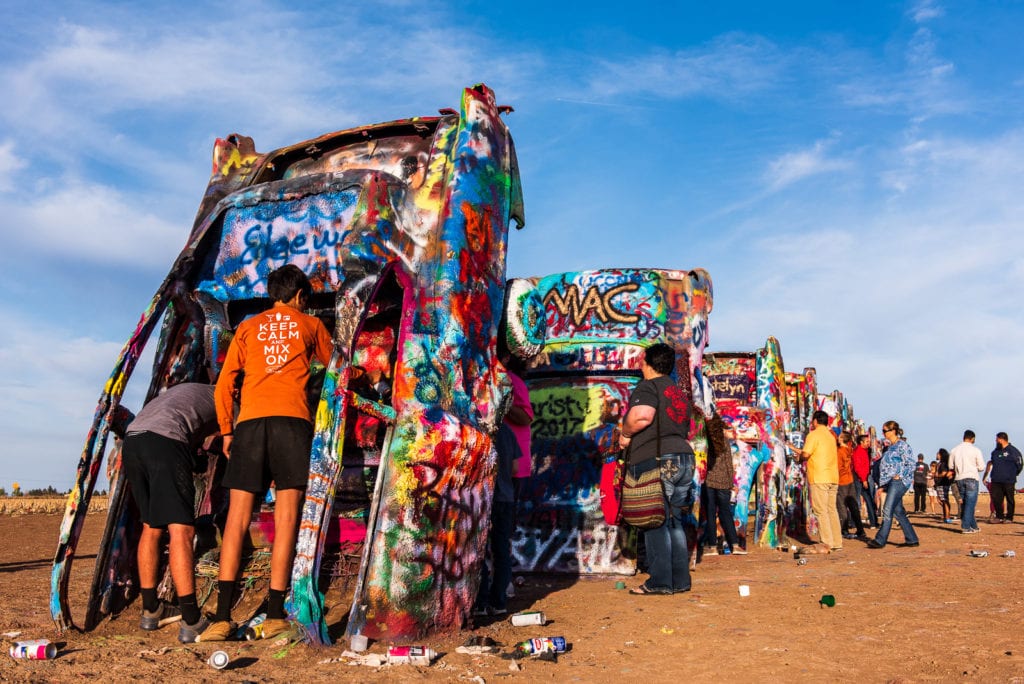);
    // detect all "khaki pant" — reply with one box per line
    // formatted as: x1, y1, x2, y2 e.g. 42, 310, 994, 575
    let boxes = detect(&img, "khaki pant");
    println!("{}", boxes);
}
810, 482, 842, 549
